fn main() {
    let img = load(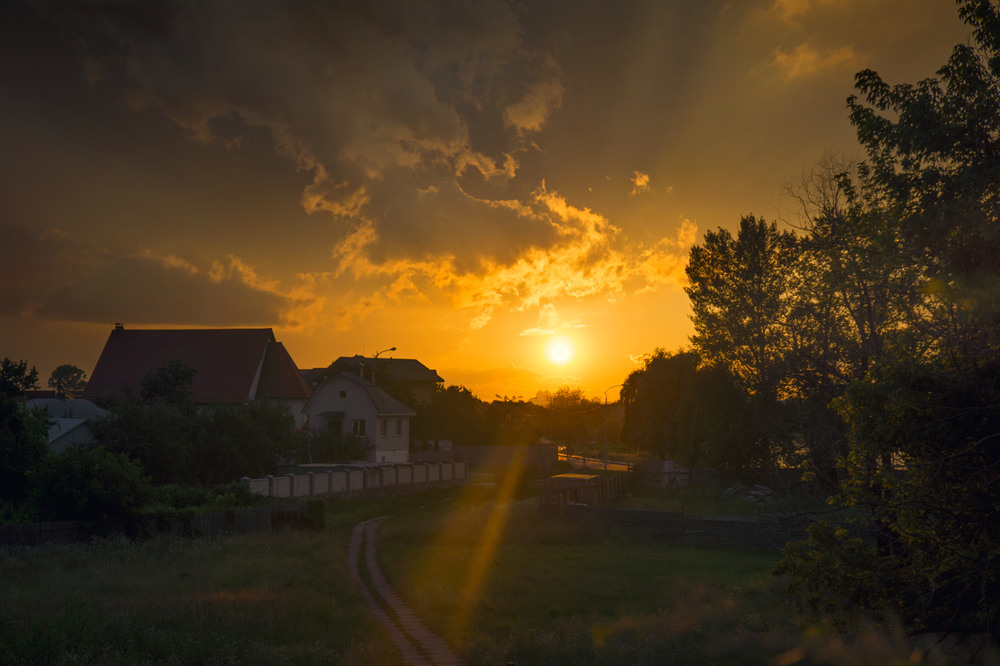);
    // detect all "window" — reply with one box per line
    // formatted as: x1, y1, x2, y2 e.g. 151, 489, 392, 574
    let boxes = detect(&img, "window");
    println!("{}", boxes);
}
339, 390, 347, 399
396, 418, 402, 436
352, 419, 366, 436
380, 419, 388, 437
